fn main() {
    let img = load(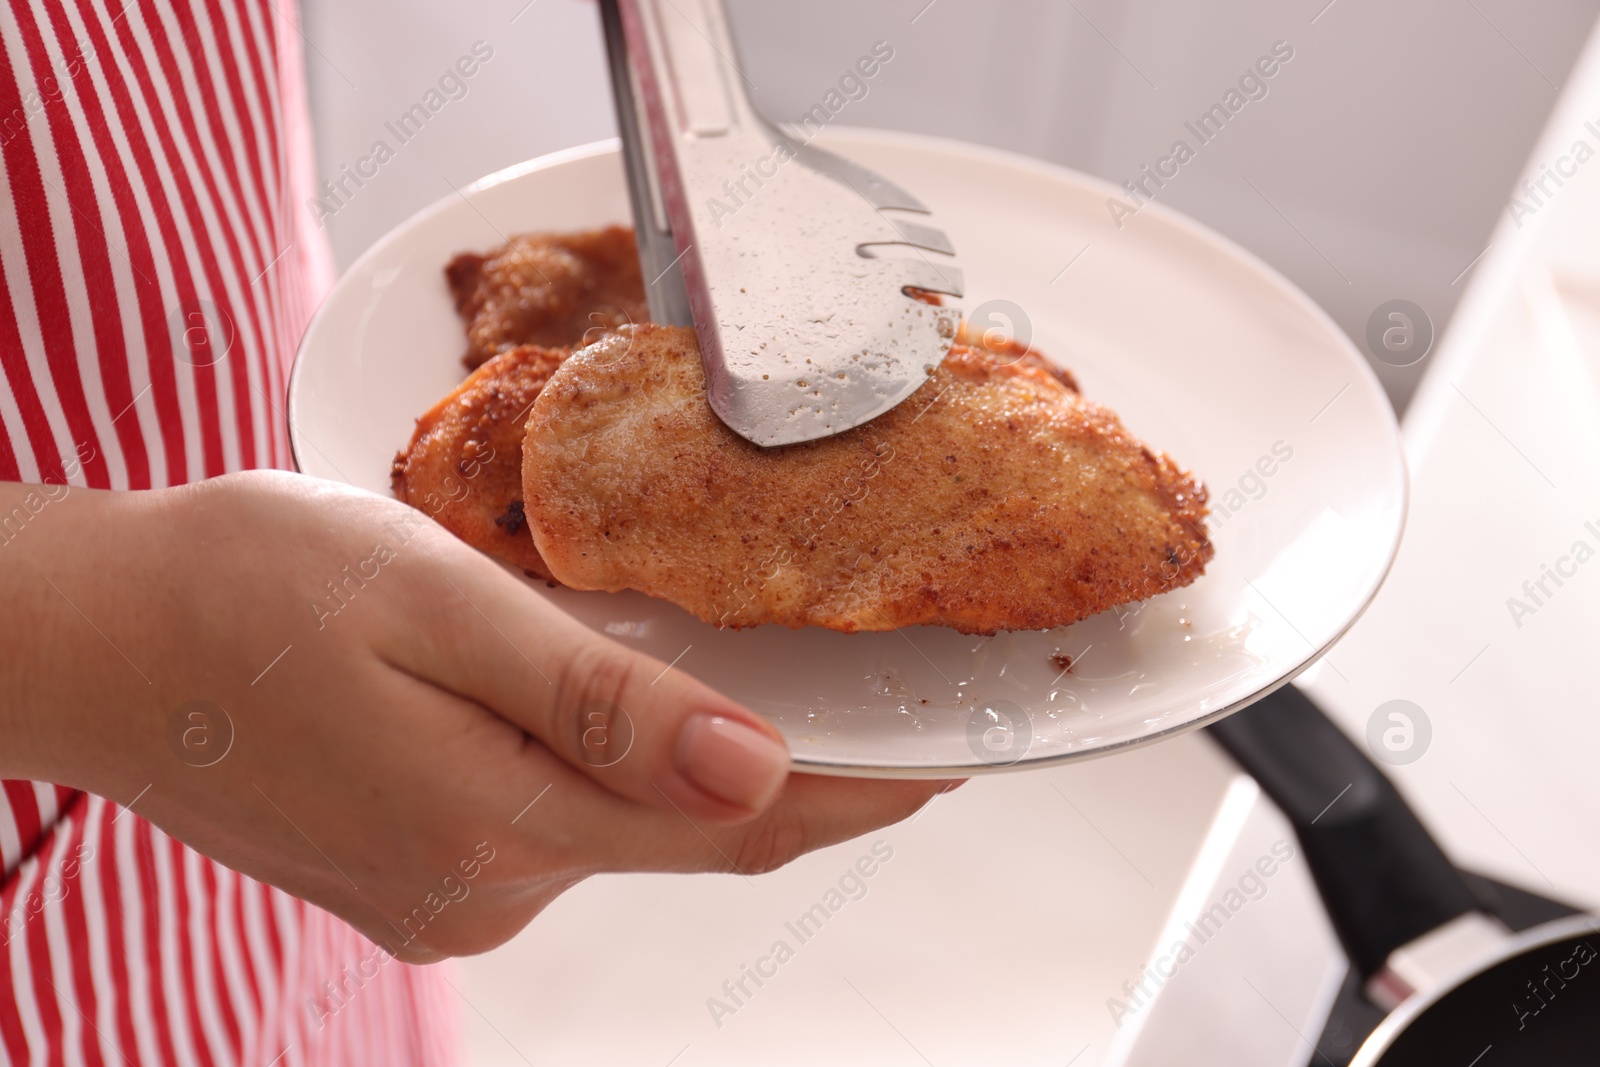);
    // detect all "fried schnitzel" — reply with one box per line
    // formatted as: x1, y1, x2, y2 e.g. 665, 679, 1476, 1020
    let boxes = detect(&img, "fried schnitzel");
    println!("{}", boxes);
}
387, 305, 1085, 587
520, 324, 1211, 634
396, 226, 646, 575
446, 226, 648, 369
402, 226, 1212, 630
391, 343, 568, 579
